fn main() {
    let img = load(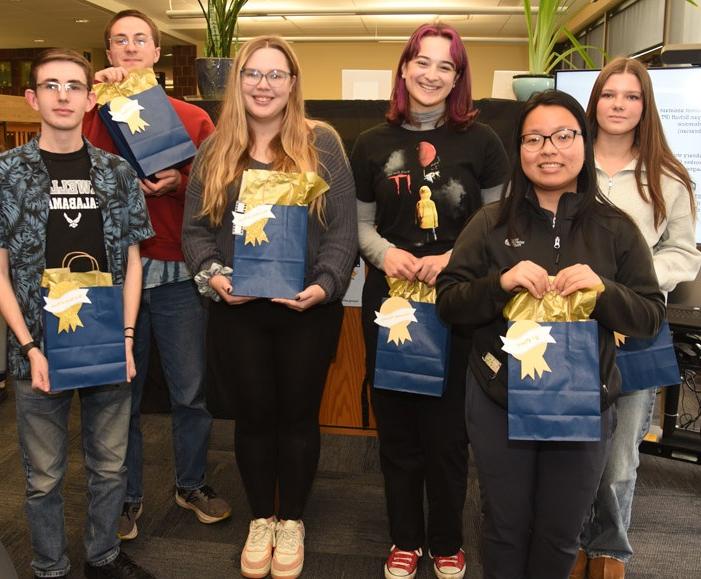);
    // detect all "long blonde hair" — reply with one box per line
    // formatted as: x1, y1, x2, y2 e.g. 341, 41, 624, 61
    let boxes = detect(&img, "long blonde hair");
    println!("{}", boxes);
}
195, 36, 329, 226
586, 57, 695, 227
